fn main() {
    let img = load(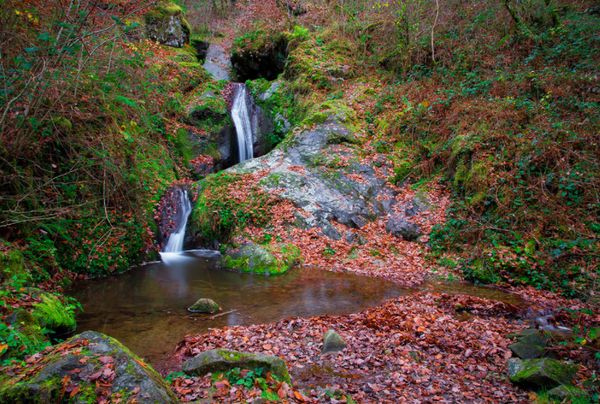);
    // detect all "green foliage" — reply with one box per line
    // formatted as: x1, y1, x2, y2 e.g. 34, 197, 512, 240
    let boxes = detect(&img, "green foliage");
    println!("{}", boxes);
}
191, 173, 275, 243
217, 366, 282, 400
31, 294, 78, 338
